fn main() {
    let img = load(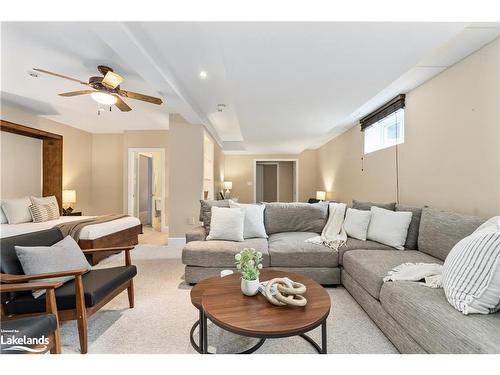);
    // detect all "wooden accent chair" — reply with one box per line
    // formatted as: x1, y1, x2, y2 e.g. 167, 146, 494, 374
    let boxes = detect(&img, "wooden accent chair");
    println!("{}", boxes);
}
0, 228, 137, 354
0, 281, 62, 354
